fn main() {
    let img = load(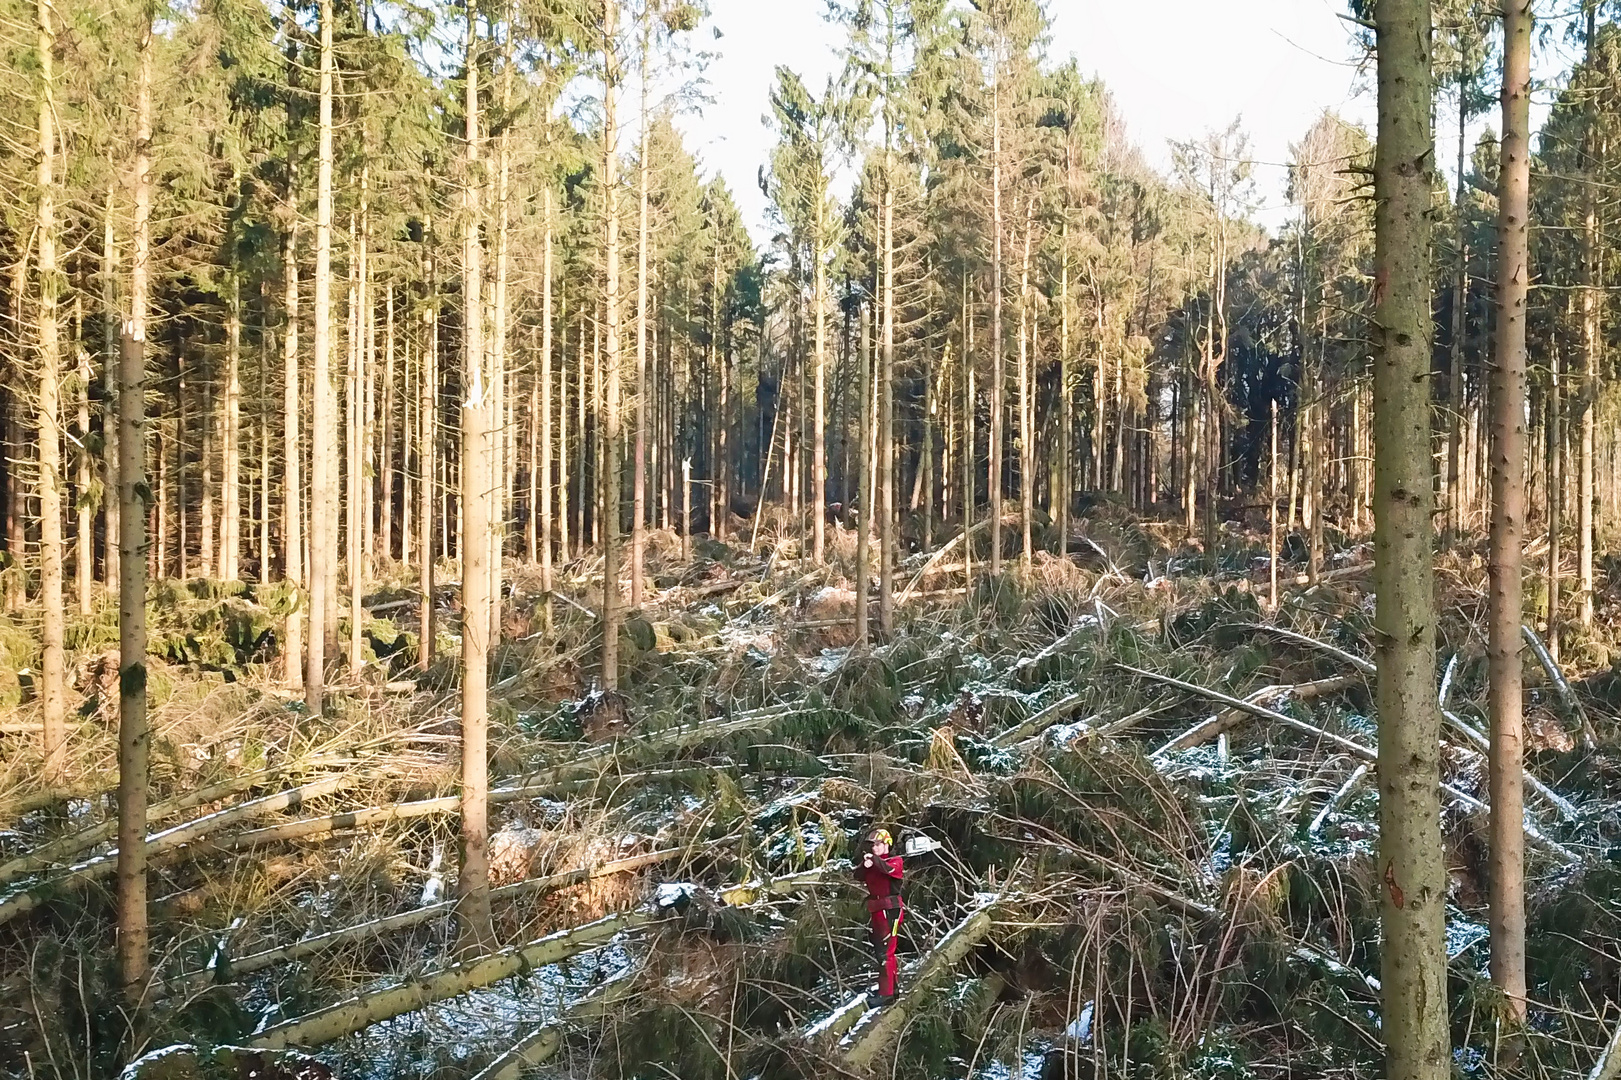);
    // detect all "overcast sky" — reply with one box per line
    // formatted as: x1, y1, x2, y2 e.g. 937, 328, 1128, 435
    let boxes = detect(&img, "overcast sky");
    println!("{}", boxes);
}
666, 0, 1378, 241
